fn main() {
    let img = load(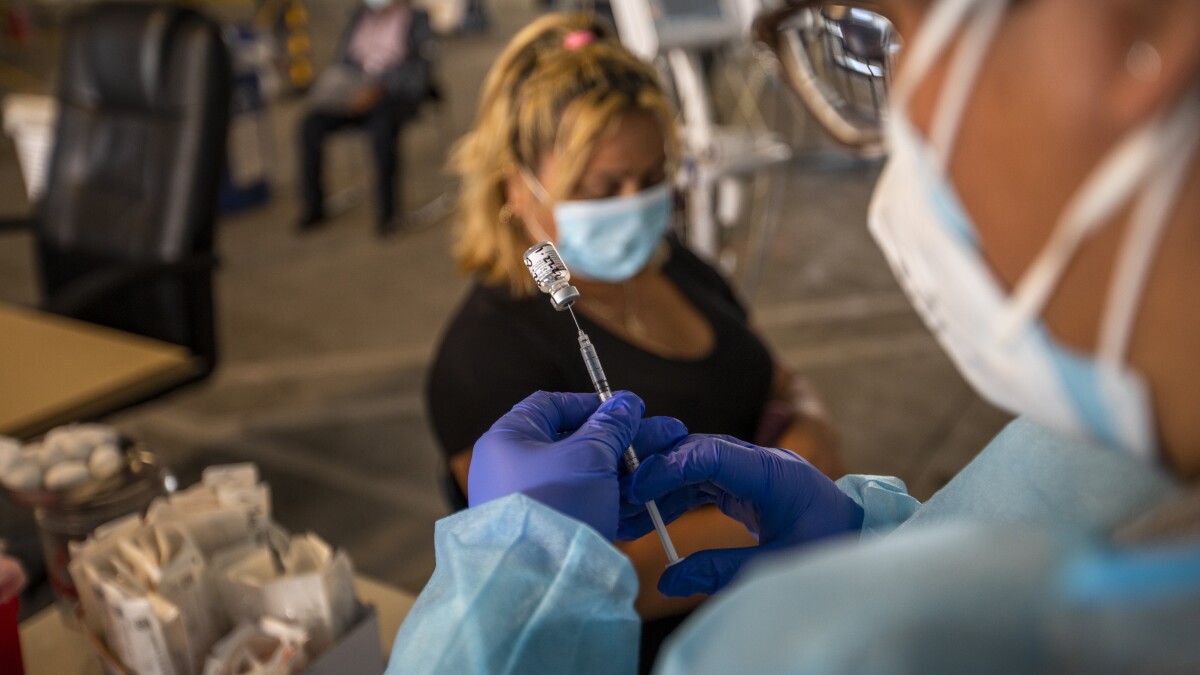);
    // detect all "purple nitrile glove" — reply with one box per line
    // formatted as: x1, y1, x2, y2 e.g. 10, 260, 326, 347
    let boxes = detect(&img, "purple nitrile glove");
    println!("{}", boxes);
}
470, 390, 687, 540
620, 434, 863, 597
